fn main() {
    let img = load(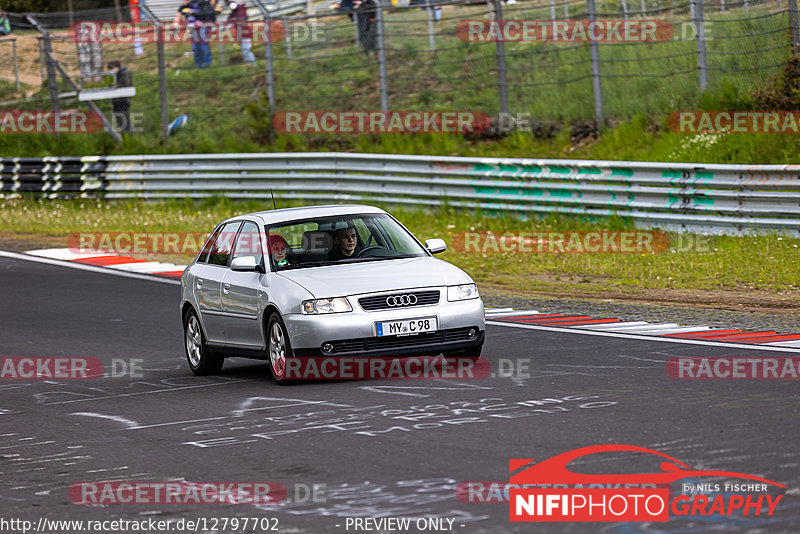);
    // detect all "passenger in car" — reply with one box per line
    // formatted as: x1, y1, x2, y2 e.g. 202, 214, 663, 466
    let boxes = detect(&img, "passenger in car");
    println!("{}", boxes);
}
328, 226, 359, 260
268, 234, 291, 267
